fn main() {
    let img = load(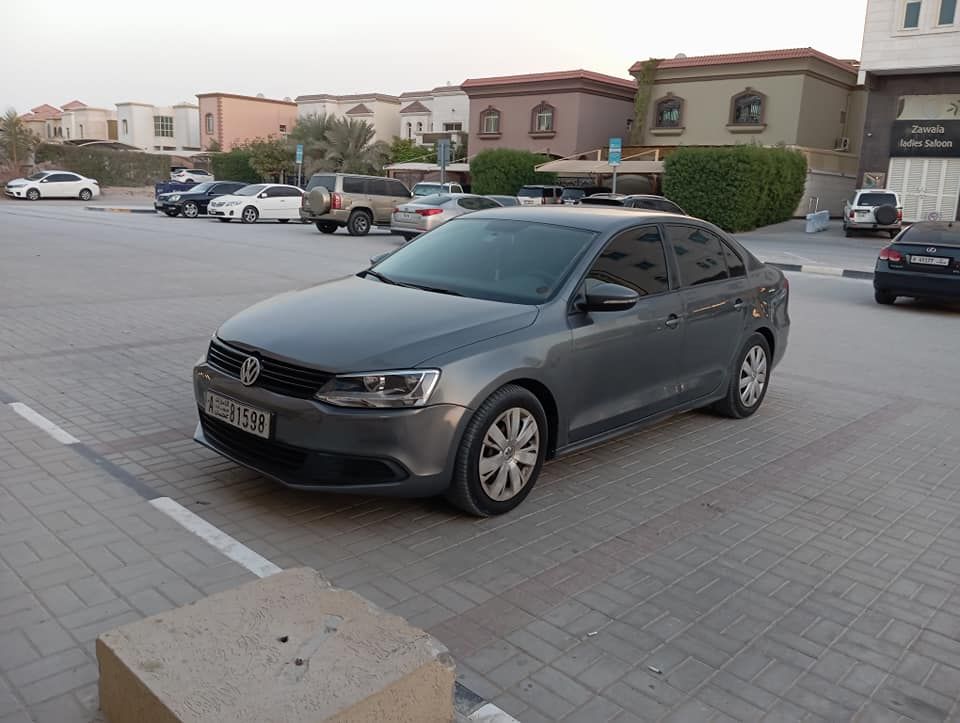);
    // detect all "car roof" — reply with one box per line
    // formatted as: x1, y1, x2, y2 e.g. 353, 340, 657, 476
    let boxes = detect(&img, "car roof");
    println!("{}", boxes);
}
464, 205, 693, 232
